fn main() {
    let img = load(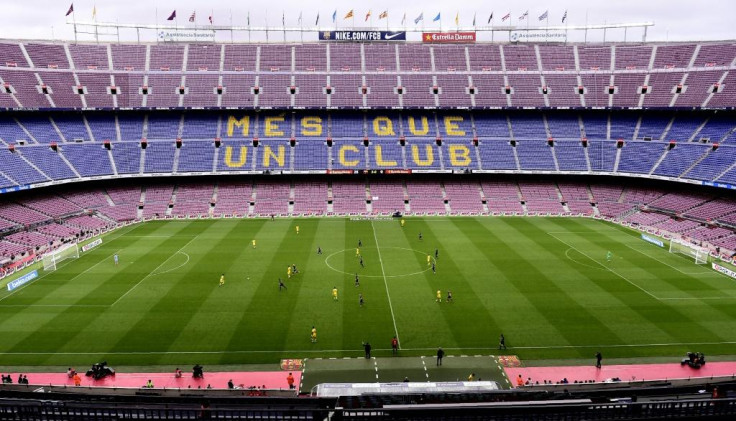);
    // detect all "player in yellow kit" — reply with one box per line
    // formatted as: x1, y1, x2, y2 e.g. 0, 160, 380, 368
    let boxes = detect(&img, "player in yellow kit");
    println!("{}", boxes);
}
311, 326, 317, 343
436, 290, 442, 303
356, 247, 360, 257
296, 225, 300, 235
400, 219, 405, 227
219, 273, 225, 287
427, 255, 431, 266
252, 239, 256, 249
287, 266, 292, 278
332, 287, 338, 301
